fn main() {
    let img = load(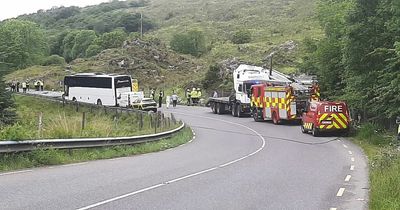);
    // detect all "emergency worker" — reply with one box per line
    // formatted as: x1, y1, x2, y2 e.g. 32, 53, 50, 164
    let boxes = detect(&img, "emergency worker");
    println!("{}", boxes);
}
22, 81, 27, 93
39, 80, 44, 91
34, 81, 40, 91
397, 116, 400, 140
158, 90, 164, 108
186, 88, 191, 105
191, 88, 198, 104
26, 80, 30, 91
